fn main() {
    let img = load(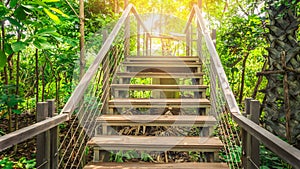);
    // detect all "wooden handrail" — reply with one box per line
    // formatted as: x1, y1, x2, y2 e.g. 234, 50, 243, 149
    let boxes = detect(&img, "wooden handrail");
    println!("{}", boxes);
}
61, 4, 147, 115
191, 4, 300, 168
0, 113, 68, 151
